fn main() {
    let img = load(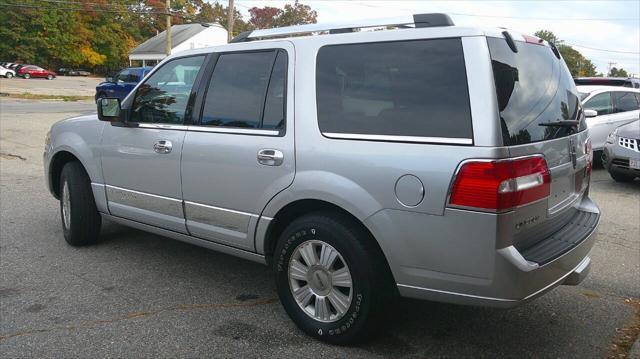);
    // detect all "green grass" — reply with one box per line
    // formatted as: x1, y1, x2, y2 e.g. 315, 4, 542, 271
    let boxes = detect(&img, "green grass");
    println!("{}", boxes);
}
1, 92, 93, 102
